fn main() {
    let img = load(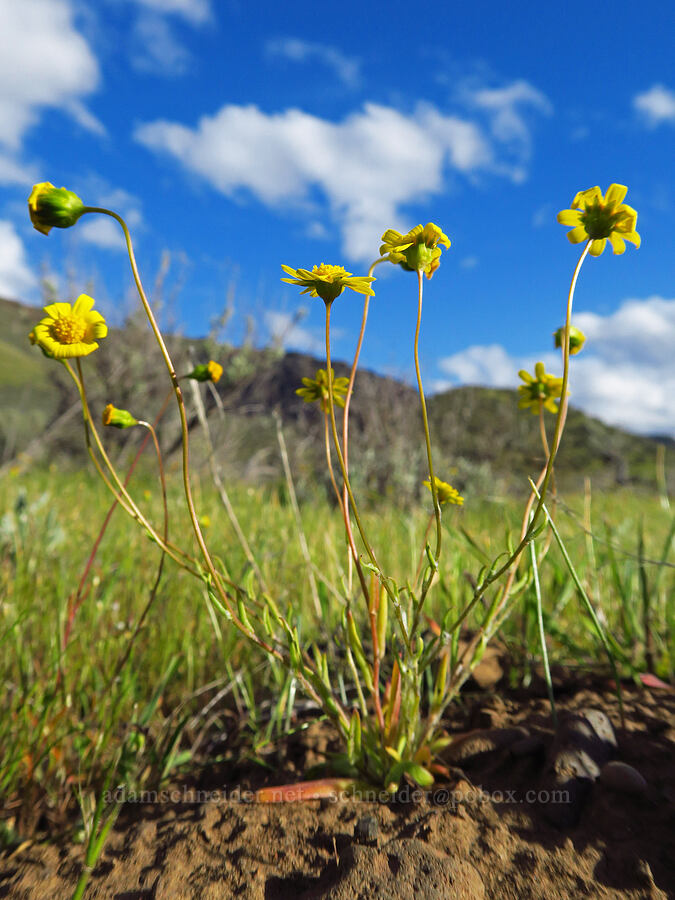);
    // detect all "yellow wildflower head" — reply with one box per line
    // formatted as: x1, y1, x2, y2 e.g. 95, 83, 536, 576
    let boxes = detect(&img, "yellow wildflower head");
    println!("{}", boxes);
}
379, 223, 451, 278
281, 263, 375, 305
518, 362, 564, 414
296, 368, 350, 412
423, 476, 464, 506
553, 325, 586, 355
187, 360, 223, 383
28, 182, 85, 235
31, 294, 107, 359
102, 404, 138, 429
557, 184, 640, 257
